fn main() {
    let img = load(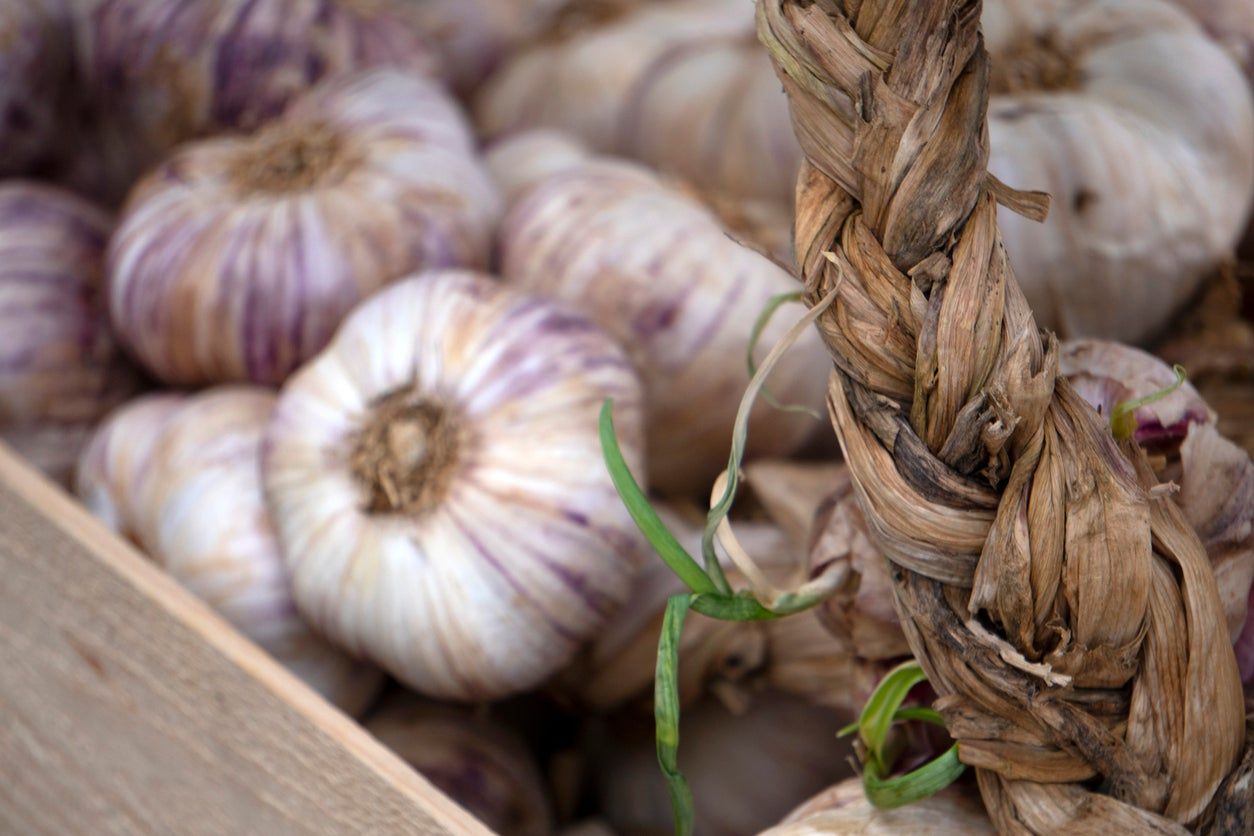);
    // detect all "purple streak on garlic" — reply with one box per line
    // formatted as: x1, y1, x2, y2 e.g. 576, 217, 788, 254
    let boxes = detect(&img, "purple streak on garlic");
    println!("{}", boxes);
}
262, 271, 647, 701
0, 182, 137, 484
107, 69, 501, 387
79, 0, 438, 191
76, 389, 384, 716
498, 156, 828, 496
0, 0, 75, 177
364, 693, 553, 836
